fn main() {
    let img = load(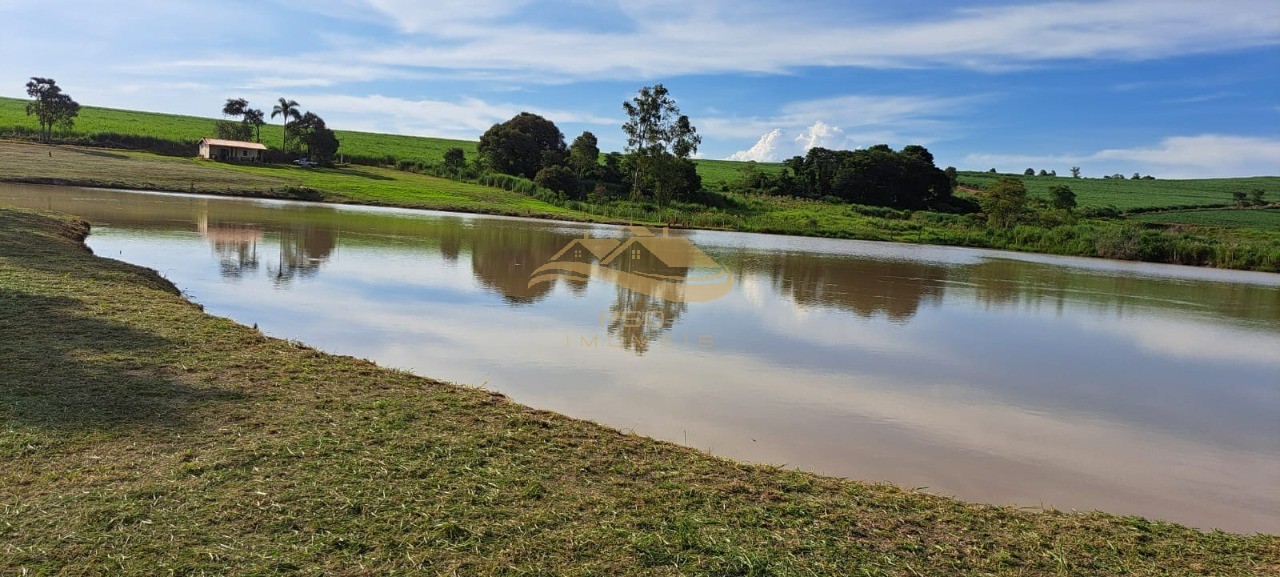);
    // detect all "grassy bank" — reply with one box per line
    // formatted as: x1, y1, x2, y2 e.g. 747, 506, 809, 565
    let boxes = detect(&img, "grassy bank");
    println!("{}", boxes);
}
0, 139, 587, 221
2, 206, 1277, 574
